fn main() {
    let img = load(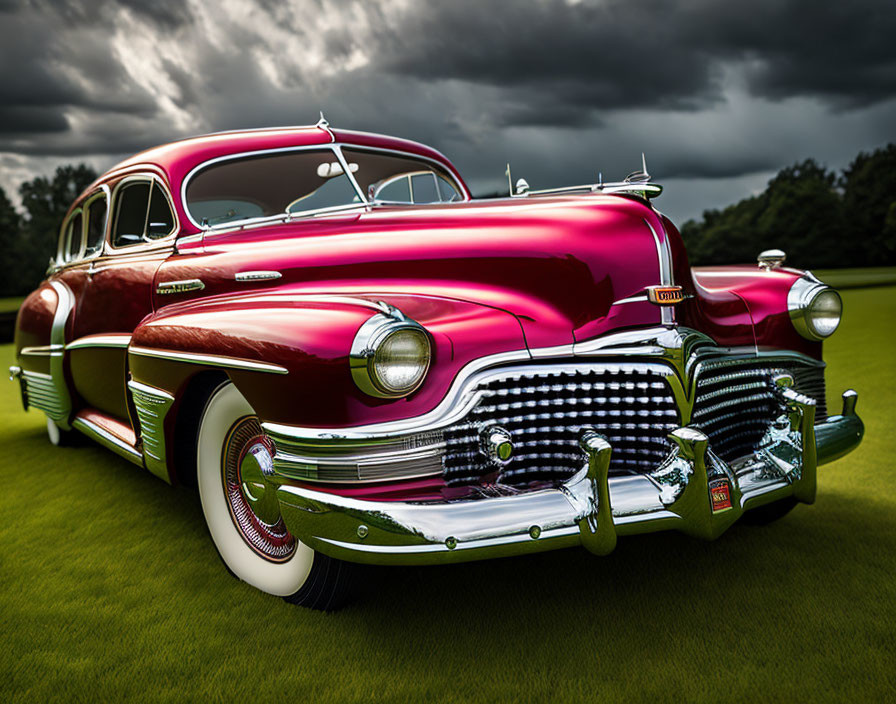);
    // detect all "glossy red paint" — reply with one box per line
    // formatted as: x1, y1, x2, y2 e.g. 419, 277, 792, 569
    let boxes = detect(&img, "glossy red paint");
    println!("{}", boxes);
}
14, 125, 830, 492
